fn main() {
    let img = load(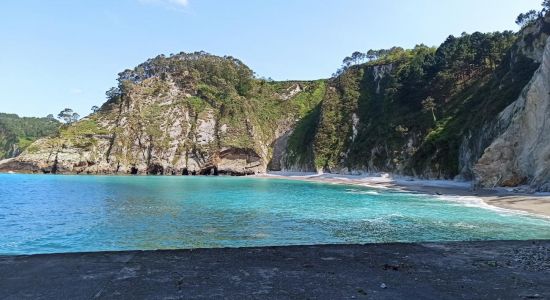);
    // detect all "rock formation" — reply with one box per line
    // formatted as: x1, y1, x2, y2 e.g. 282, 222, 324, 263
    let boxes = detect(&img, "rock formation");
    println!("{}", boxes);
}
2, 14, 550, 191
474, 36, 550, 190
0, 54, 325, 176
